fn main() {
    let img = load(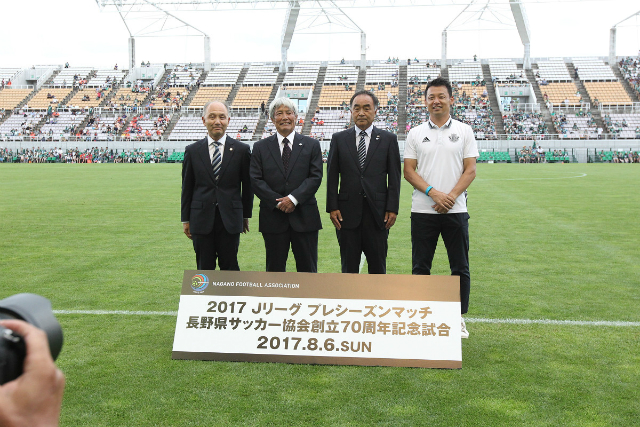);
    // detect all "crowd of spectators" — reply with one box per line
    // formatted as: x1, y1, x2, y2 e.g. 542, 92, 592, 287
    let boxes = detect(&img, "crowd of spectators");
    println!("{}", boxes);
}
123, 114, 171, 141
597, 150, 639, 163
619, 55, 640, 100
451, 81, 496, 139
518, 145, 552, 163
503, 111, 548, 136
0, 146, 168, 163
553, 110, 598, 137
603, 113, 640, 138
